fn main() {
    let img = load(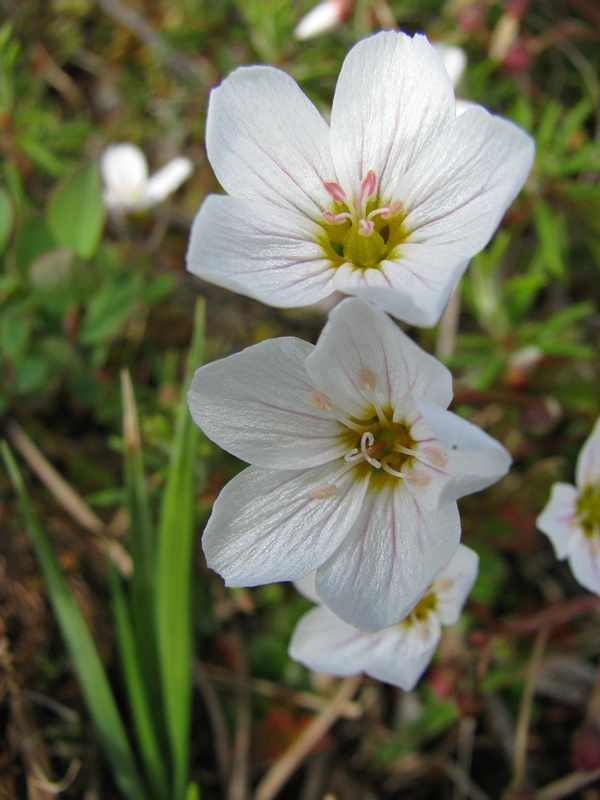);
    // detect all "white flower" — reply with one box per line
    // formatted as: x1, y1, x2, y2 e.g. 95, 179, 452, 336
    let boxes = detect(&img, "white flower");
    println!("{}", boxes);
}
433, 43, 467, 87
187, 31, 534, 327
289, 544, 479, 690
100, 143, 193, 212
188, 298, 510, 629
537, 418, 600, 595
294, 0, 350, 40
